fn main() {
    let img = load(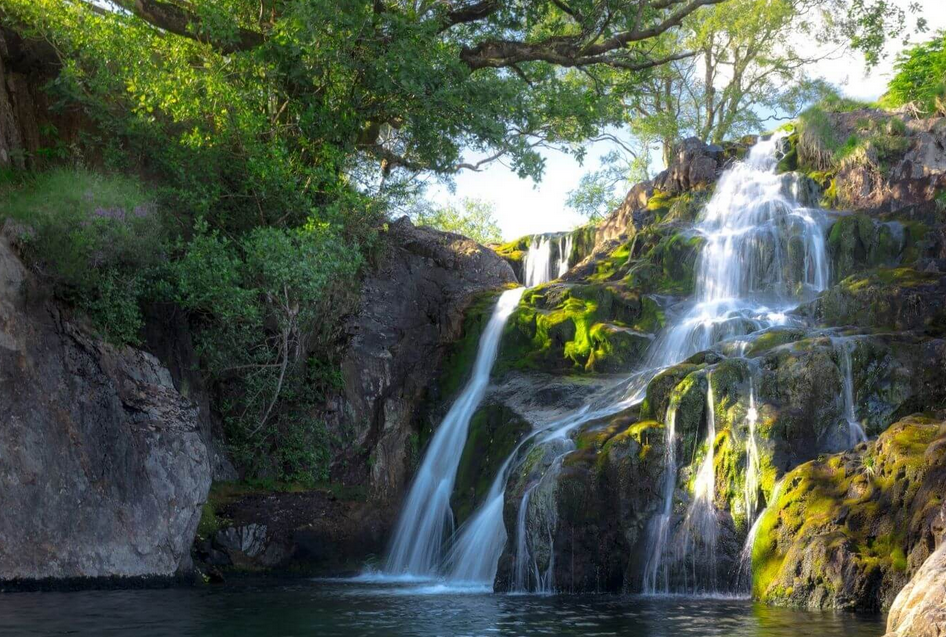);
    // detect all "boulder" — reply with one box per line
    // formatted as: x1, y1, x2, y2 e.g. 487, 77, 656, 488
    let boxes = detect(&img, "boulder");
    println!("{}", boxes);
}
753, 415, 946, 611
0, 237, 211, 581
885, 533, 946, 637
